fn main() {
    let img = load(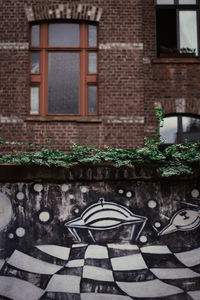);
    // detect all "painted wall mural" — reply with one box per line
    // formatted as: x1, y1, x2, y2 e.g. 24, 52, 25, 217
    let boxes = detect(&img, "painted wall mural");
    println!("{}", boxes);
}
0, 180, 200, 299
